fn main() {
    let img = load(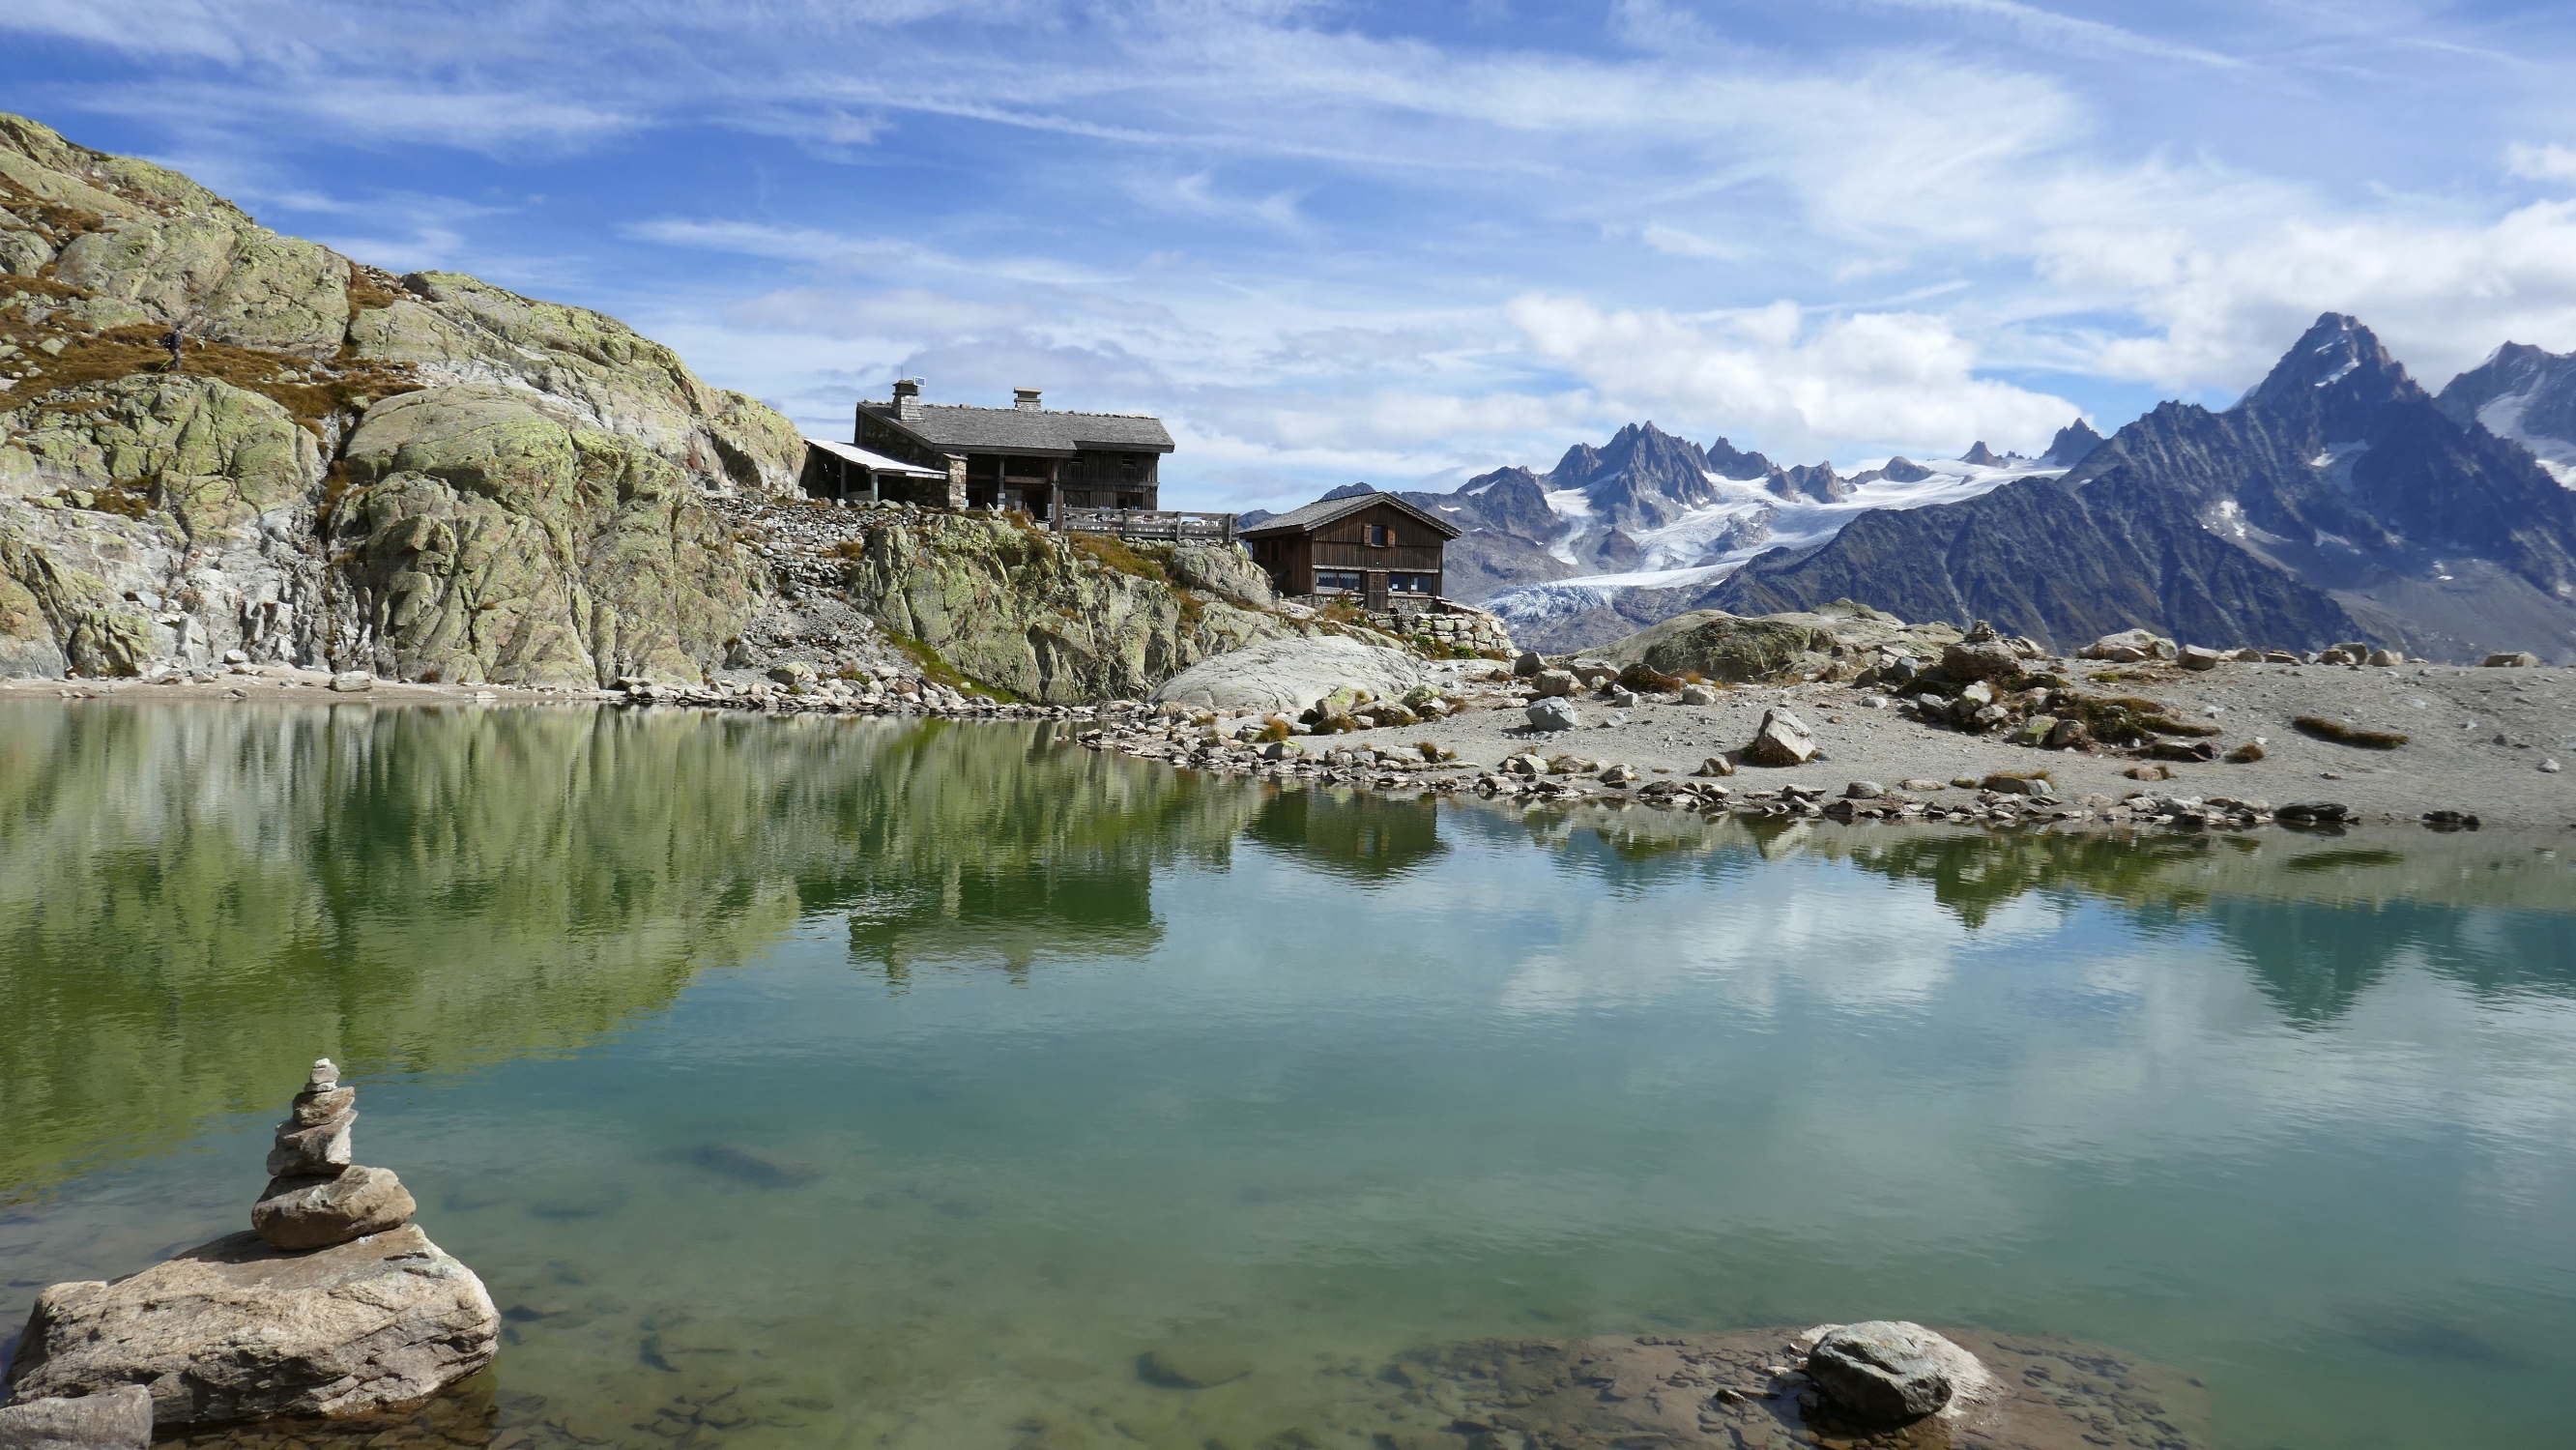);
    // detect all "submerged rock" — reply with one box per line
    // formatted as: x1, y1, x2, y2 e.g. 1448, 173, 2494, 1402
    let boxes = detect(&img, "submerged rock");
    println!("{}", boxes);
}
2, 1226, 499, 1426
687, 1143, 821, 1188
1355, 1325, 2200, 1450
1138, 1345, 1254, 1389
0, 1386, 153, 1449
